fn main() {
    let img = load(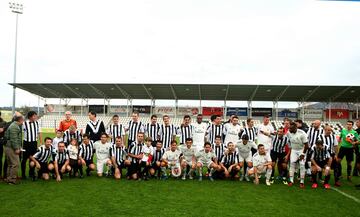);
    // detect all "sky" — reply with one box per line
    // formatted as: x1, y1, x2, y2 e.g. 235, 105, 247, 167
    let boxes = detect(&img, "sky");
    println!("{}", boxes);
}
0, 0, 360, 108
